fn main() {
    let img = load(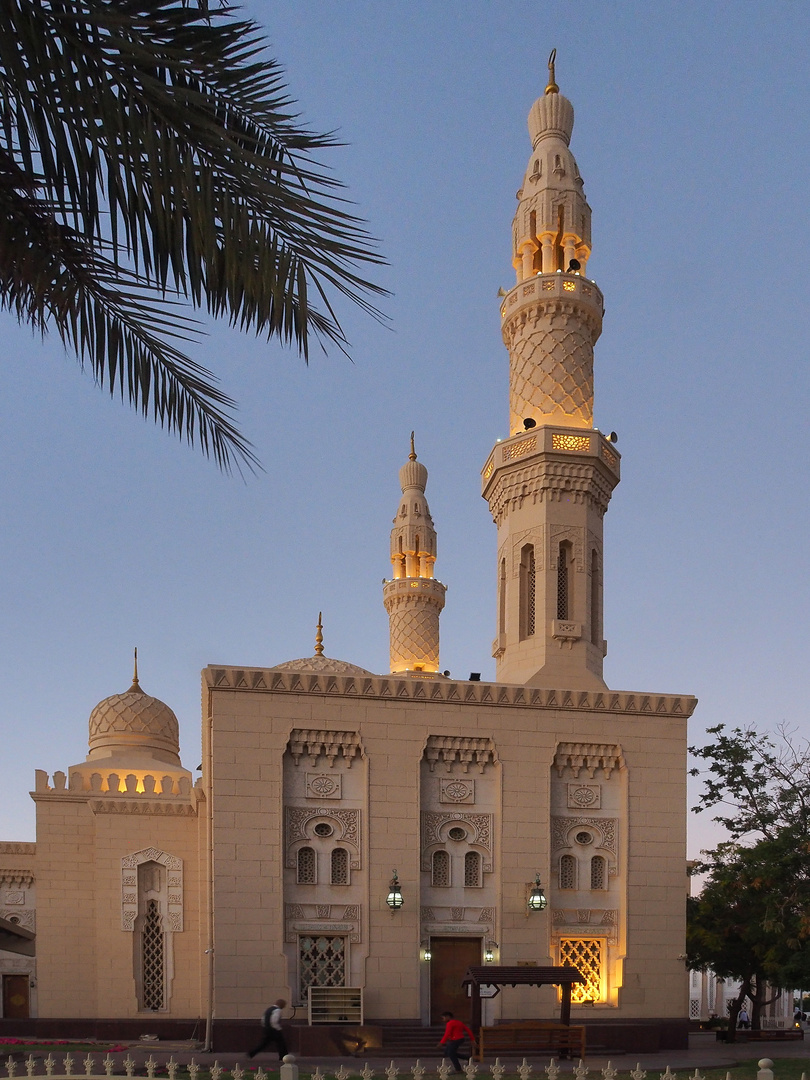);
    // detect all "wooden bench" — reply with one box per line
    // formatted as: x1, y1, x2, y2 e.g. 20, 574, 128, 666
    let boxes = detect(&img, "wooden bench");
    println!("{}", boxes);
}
478, 1022, 586, 1060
